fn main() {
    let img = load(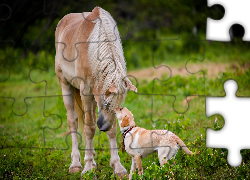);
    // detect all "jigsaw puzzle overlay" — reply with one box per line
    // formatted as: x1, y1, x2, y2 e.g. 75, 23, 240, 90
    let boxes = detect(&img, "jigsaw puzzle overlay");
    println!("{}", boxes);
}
206, 80, 250, 167
1, 0, 250, 179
